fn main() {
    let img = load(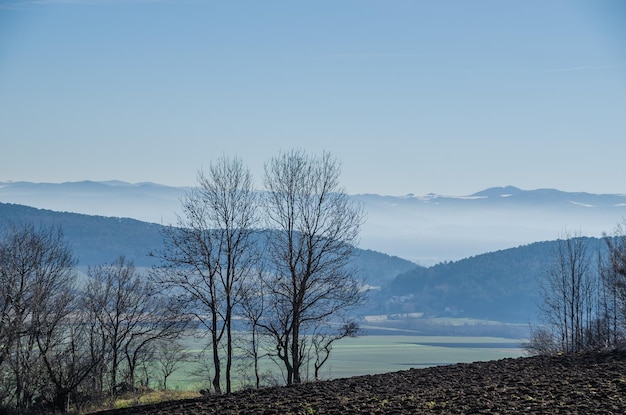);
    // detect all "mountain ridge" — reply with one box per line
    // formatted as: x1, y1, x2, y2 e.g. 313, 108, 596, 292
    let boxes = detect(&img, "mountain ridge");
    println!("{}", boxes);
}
2, 179, 625, 198
0, 202, 417, 287
2, 180, 625, 265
